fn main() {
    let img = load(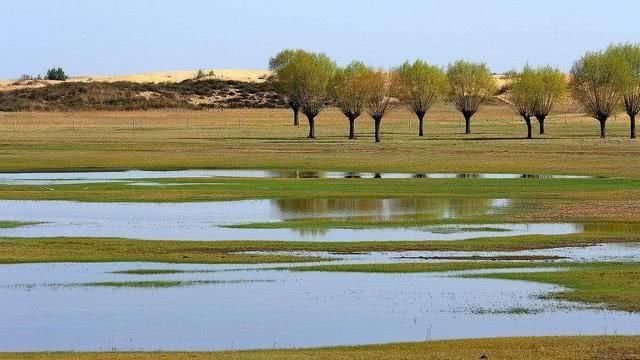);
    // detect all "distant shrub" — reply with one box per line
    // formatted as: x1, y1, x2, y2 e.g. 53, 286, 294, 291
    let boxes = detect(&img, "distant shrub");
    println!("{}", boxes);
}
194, 69, 206, 79
18, 74, 42, 81
194, 69, 216, 80
45, 67, 68, 81
496, 83, 512, 95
